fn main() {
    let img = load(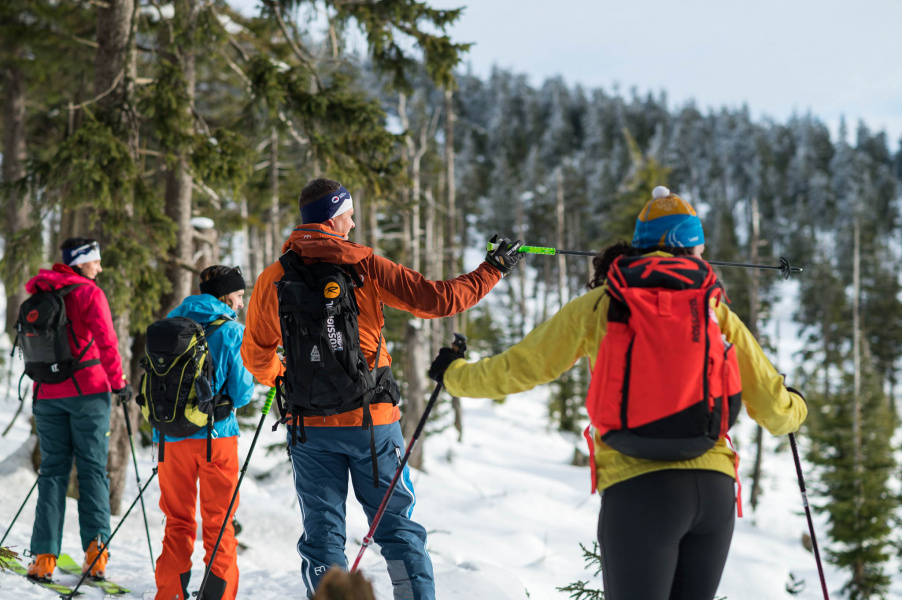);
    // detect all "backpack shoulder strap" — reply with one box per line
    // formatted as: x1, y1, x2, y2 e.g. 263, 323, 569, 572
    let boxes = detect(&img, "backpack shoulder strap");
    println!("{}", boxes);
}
203, 316, 232, 338
57, 283, 85, 296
